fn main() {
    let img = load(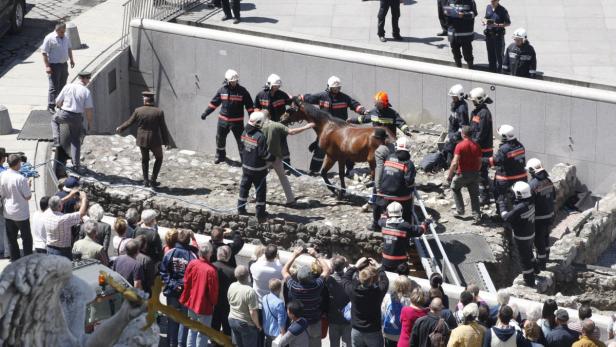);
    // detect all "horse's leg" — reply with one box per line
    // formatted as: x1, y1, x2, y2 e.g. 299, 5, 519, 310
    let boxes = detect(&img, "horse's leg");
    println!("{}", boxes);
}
320, 155, 337, 196
337, 160, 346, 200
